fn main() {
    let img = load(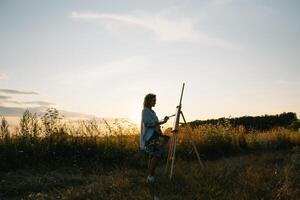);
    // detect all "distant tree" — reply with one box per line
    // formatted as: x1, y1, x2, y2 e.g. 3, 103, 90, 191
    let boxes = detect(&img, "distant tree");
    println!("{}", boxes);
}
288, 120, 300, 131
189, 112, 298, 132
